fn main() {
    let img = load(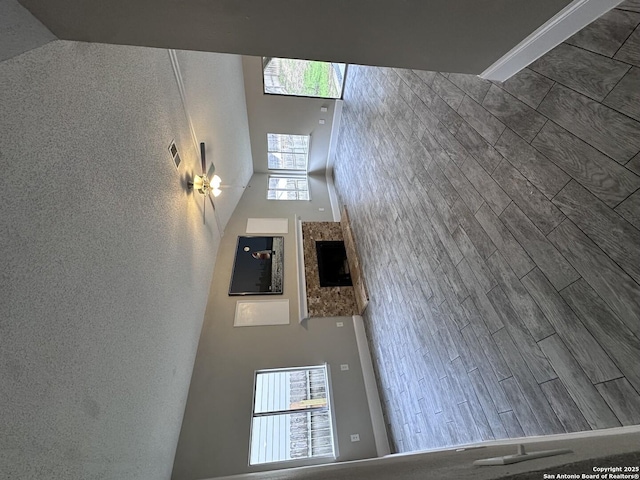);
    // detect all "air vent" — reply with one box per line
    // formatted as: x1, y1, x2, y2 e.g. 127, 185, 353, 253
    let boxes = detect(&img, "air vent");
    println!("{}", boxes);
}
168, 140, 181, 170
